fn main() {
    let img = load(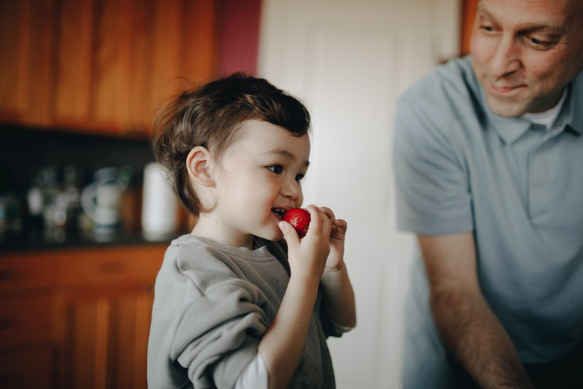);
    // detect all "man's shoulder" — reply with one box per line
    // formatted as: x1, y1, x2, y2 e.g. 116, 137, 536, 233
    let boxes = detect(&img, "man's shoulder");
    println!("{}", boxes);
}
400, 56, 481, 119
